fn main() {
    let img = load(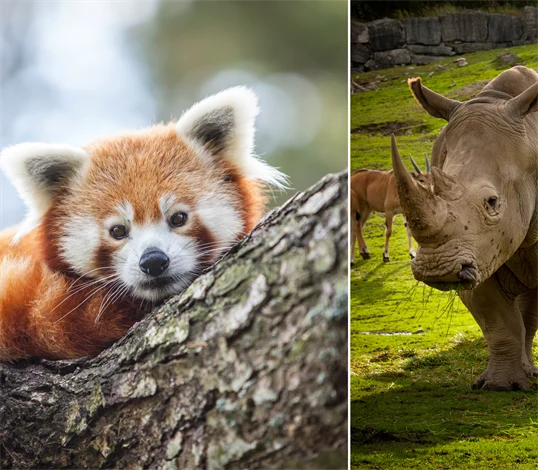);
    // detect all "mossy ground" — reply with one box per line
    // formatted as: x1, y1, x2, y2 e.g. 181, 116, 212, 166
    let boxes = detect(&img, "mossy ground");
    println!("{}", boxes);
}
350, 45, 538, 470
